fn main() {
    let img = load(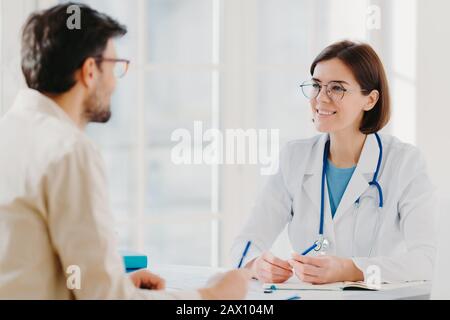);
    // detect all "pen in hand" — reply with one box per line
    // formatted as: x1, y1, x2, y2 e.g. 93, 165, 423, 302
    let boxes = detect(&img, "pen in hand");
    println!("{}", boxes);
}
237, 241, 252, 269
